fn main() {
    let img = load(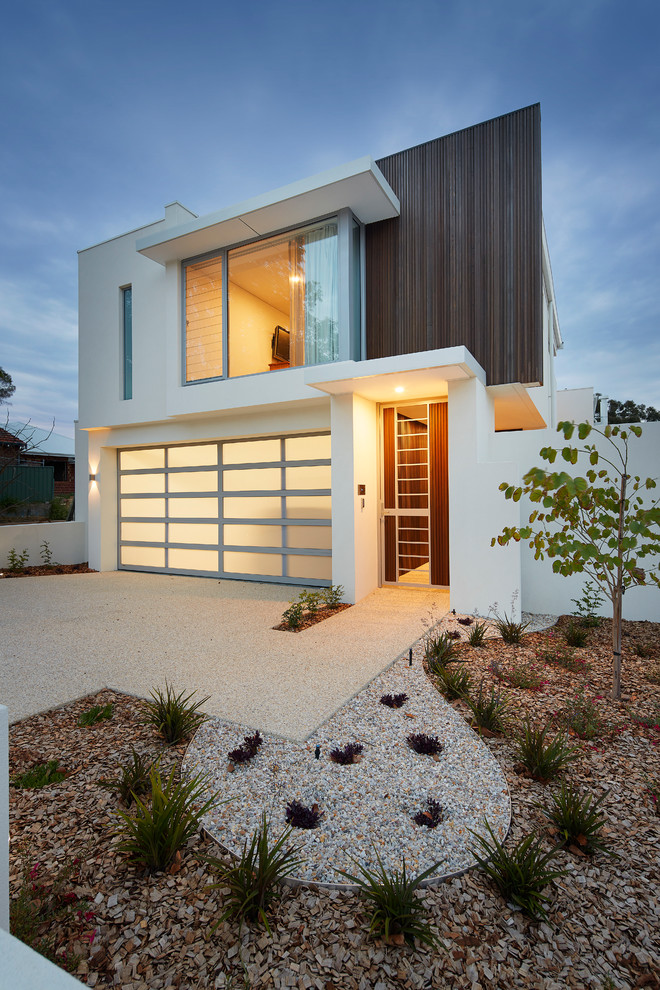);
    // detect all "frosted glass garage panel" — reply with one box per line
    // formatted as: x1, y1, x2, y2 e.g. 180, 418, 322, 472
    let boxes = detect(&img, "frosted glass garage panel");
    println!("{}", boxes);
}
223, 496, 282, 519
167, 497, 218, 519
224, 524, 282, 548
121, 498, 166, 518
224, 551, 282, 576
121, 546, 165, 567
223, 439, 280, 464
285, 465, 331, 490
223, 468, 281, 492
168, 471, 218, 493
169, 523, 219, 545
120, 448, 165, 471
285, 435, 331, 461
120, 522, 165, 543
168, 444, 218, 468
121, 473, 165, 494
169, 548, 218, 571
286, 496, 331, 519
288, 555, 332, 580
286, 526, 332, 550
